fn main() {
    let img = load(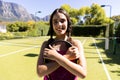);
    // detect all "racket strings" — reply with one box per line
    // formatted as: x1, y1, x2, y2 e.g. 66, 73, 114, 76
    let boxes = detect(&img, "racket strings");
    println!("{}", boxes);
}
51, 41, 70, 51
